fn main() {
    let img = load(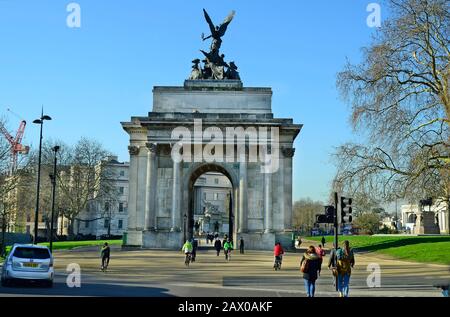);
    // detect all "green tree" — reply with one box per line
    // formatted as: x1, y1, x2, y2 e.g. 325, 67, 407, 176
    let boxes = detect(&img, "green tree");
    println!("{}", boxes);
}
354, 212, 383, 235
